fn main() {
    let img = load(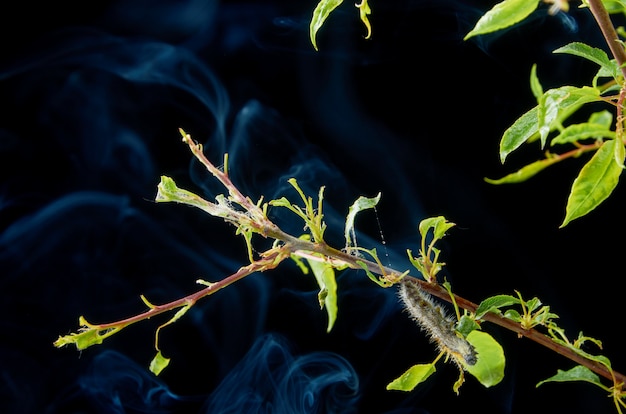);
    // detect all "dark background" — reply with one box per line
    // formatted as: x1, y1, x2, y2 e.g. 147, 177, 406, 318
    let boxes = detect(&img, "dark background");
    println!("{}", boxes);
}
1, 1, 625, 413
